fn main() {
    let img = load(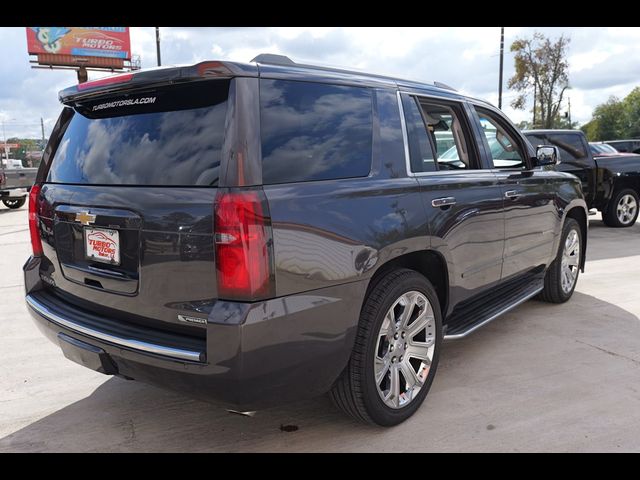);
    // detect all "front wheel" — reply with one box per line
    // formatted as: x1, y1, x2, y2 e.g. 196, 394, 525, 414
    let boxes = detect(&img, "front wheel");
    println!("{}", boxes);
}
329, 269, 442, 426
2, 197, 26, 209
540, 218, 582, 303
602, 188, 639, 228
